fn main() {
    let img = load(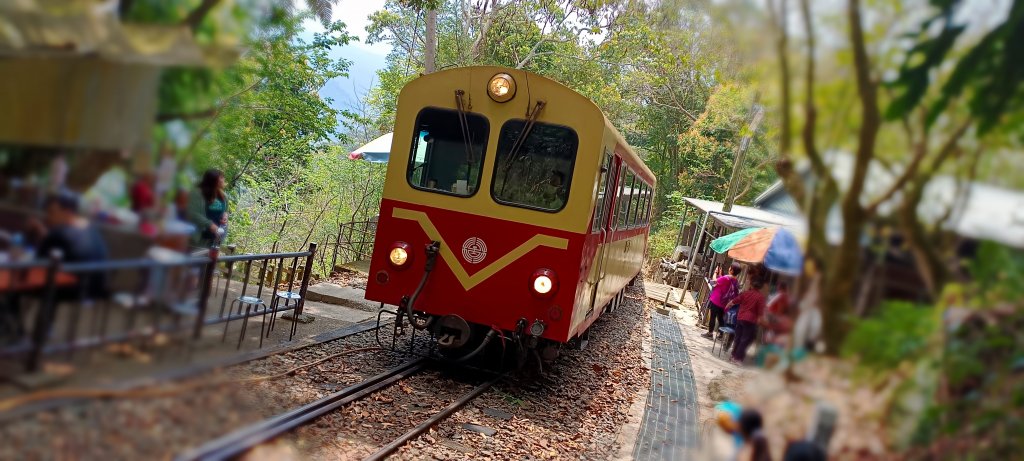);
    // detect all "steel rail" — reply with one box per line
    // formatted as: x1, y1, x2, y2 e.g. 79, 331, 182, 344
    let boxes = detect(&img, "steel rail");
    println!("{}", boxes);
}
175, 358, 428, 461
361, 372, 504, 461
